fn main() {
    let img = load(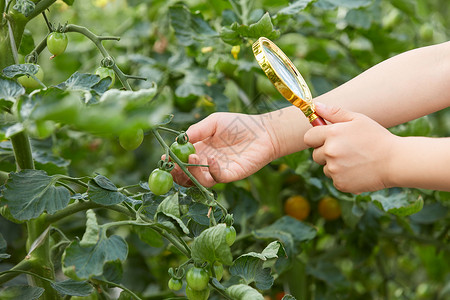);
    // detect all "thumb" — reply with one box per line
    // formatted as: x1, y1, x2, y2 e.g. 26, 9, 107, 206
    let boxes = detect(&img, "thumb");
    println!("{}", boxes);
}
314, 102, 356, 124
